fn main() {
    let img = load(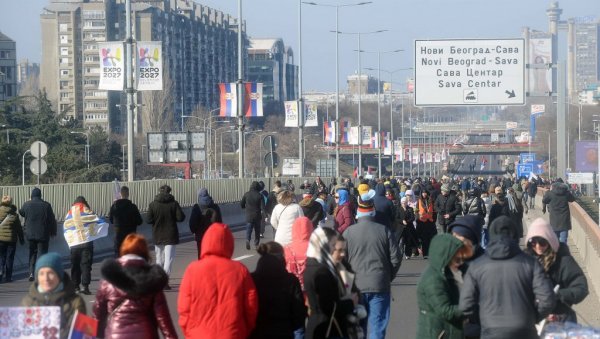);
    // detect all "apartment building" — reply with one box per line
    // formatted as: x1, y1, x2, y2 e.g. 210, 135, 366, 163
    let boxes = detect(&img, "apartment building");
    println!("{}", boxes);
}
0, 31, 17, 106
